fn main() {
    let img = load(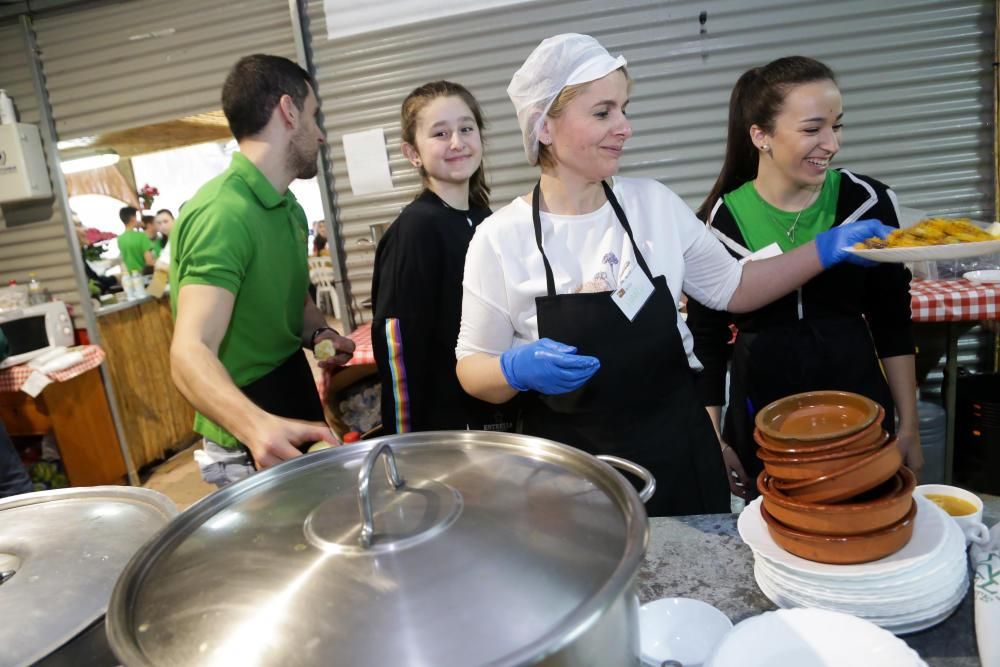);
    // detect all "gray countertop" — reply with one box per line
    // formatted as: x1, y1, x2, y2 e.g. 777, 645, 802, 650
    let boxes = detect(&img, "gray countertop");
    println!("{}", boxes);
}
639, 496, 999, 667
